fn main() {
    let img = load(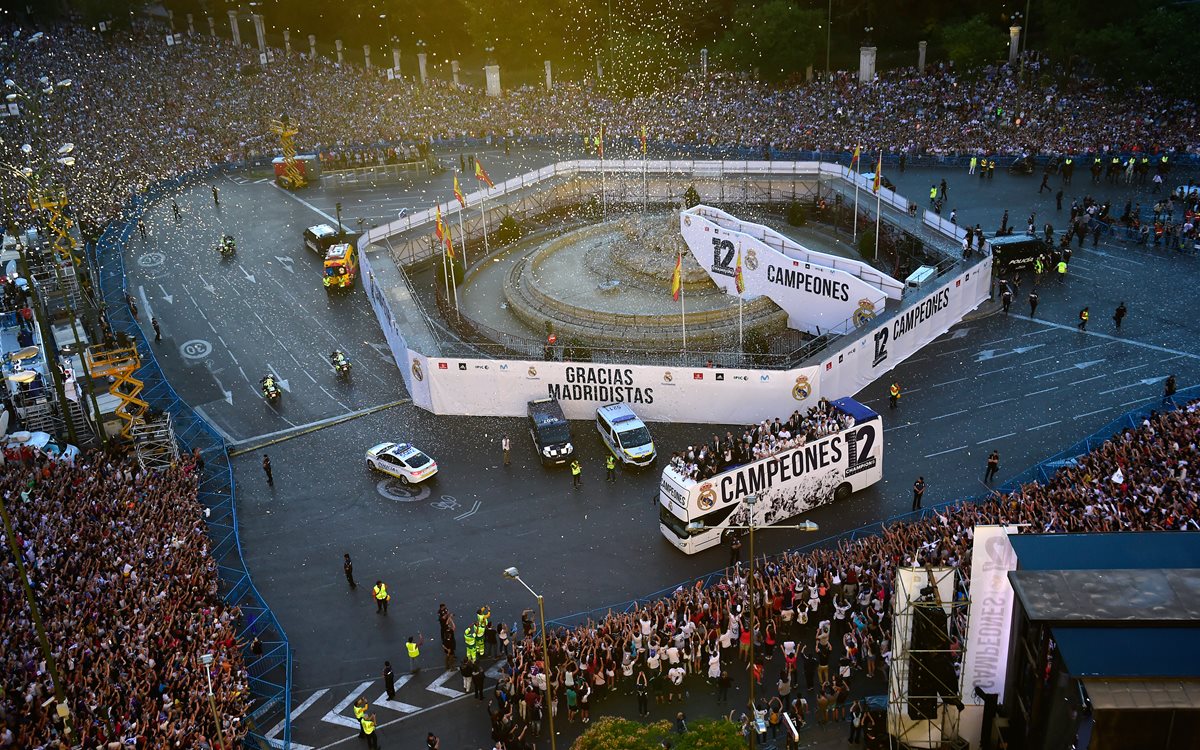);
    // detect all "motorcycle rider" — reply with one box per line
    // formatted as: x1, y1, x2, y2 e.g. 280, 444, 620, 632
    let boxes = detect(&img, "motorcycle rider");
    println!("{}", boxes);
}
331, 349, 351, 374
260, 374, 278, 397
